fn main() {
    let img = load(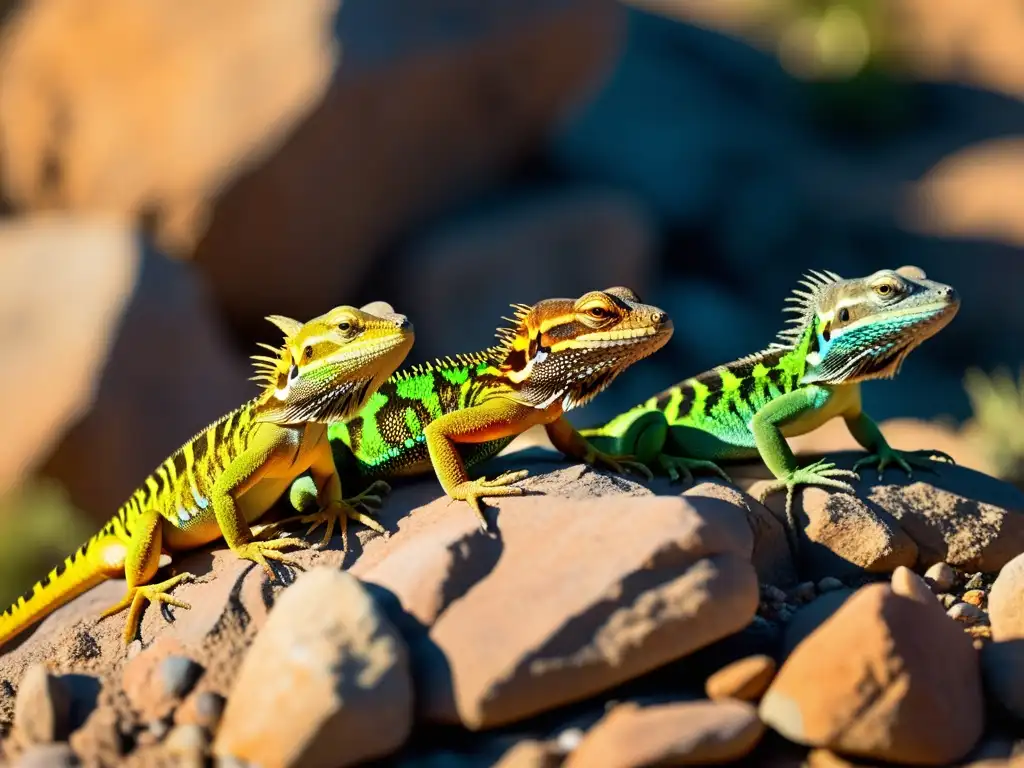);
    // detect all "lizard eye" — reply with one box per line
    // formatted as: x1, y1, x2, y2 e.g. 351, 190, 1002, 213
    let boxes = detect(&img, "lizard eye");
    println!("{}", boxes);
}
838, 308, 850, 322
873, 281, 900, 298
587, 306, 610, 319
338, 321, 351, 332
303, 346, 314, 361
